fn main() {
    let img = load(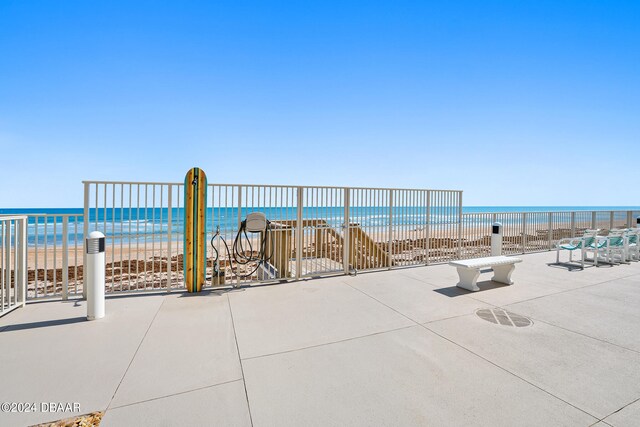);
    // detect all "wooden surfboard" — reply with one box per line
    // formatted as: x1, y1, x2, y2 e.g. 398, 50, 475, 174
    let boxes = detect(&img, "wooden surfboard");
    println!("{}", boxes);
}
184, 167, 207, 292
